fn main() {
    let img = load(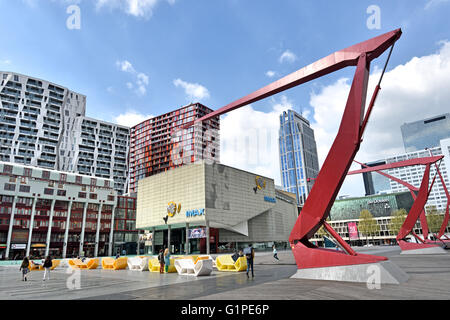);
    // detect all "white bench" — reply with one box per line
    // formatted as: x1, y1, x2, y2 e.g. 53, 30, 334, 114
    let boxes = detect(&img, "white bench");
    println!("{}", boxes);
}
174, 257, 213, 276
127, 256, 149, 271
